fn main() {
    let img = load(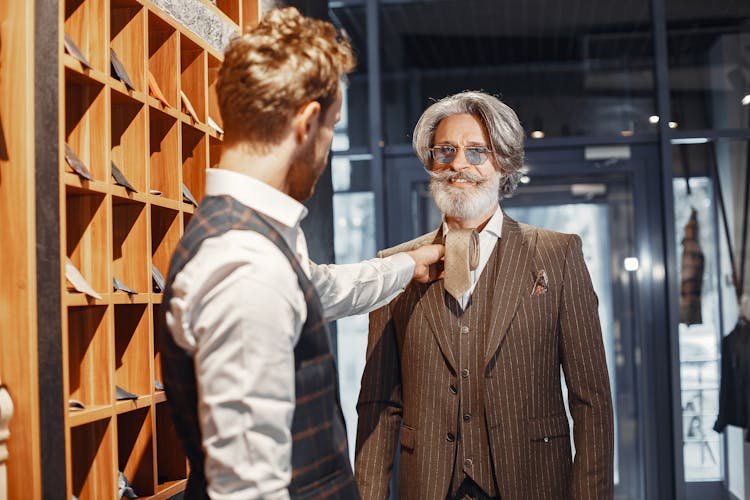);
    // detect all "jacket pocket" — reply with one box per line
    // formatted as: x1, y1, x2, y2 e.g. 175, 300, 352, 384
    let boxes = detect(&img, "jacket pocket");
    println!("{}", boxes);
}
400, 424, 416, 451
526, 414, 570, 442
